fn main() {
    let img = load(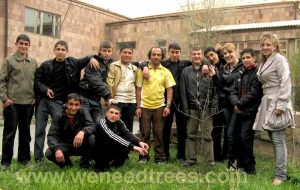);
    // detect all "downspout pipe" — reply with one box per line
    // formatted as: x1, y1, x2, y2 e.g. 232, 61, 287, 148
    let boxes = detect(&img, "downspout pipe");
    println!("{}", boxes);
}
4, 0, 8, 57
